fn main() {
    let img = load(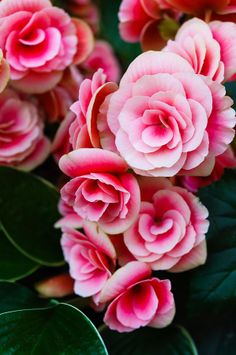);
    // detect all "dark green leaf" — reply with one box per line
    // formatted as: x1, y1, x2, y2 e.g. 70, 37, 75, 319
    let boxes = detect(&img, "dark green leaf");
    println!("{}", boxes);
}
198, 169, 236, 252
0, 227, 38, 281
0, 167, 63, 266
0, 303, 108, 355
0, 281, 50, 313
101, 325, 197, 355
188, 247, 236, 318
